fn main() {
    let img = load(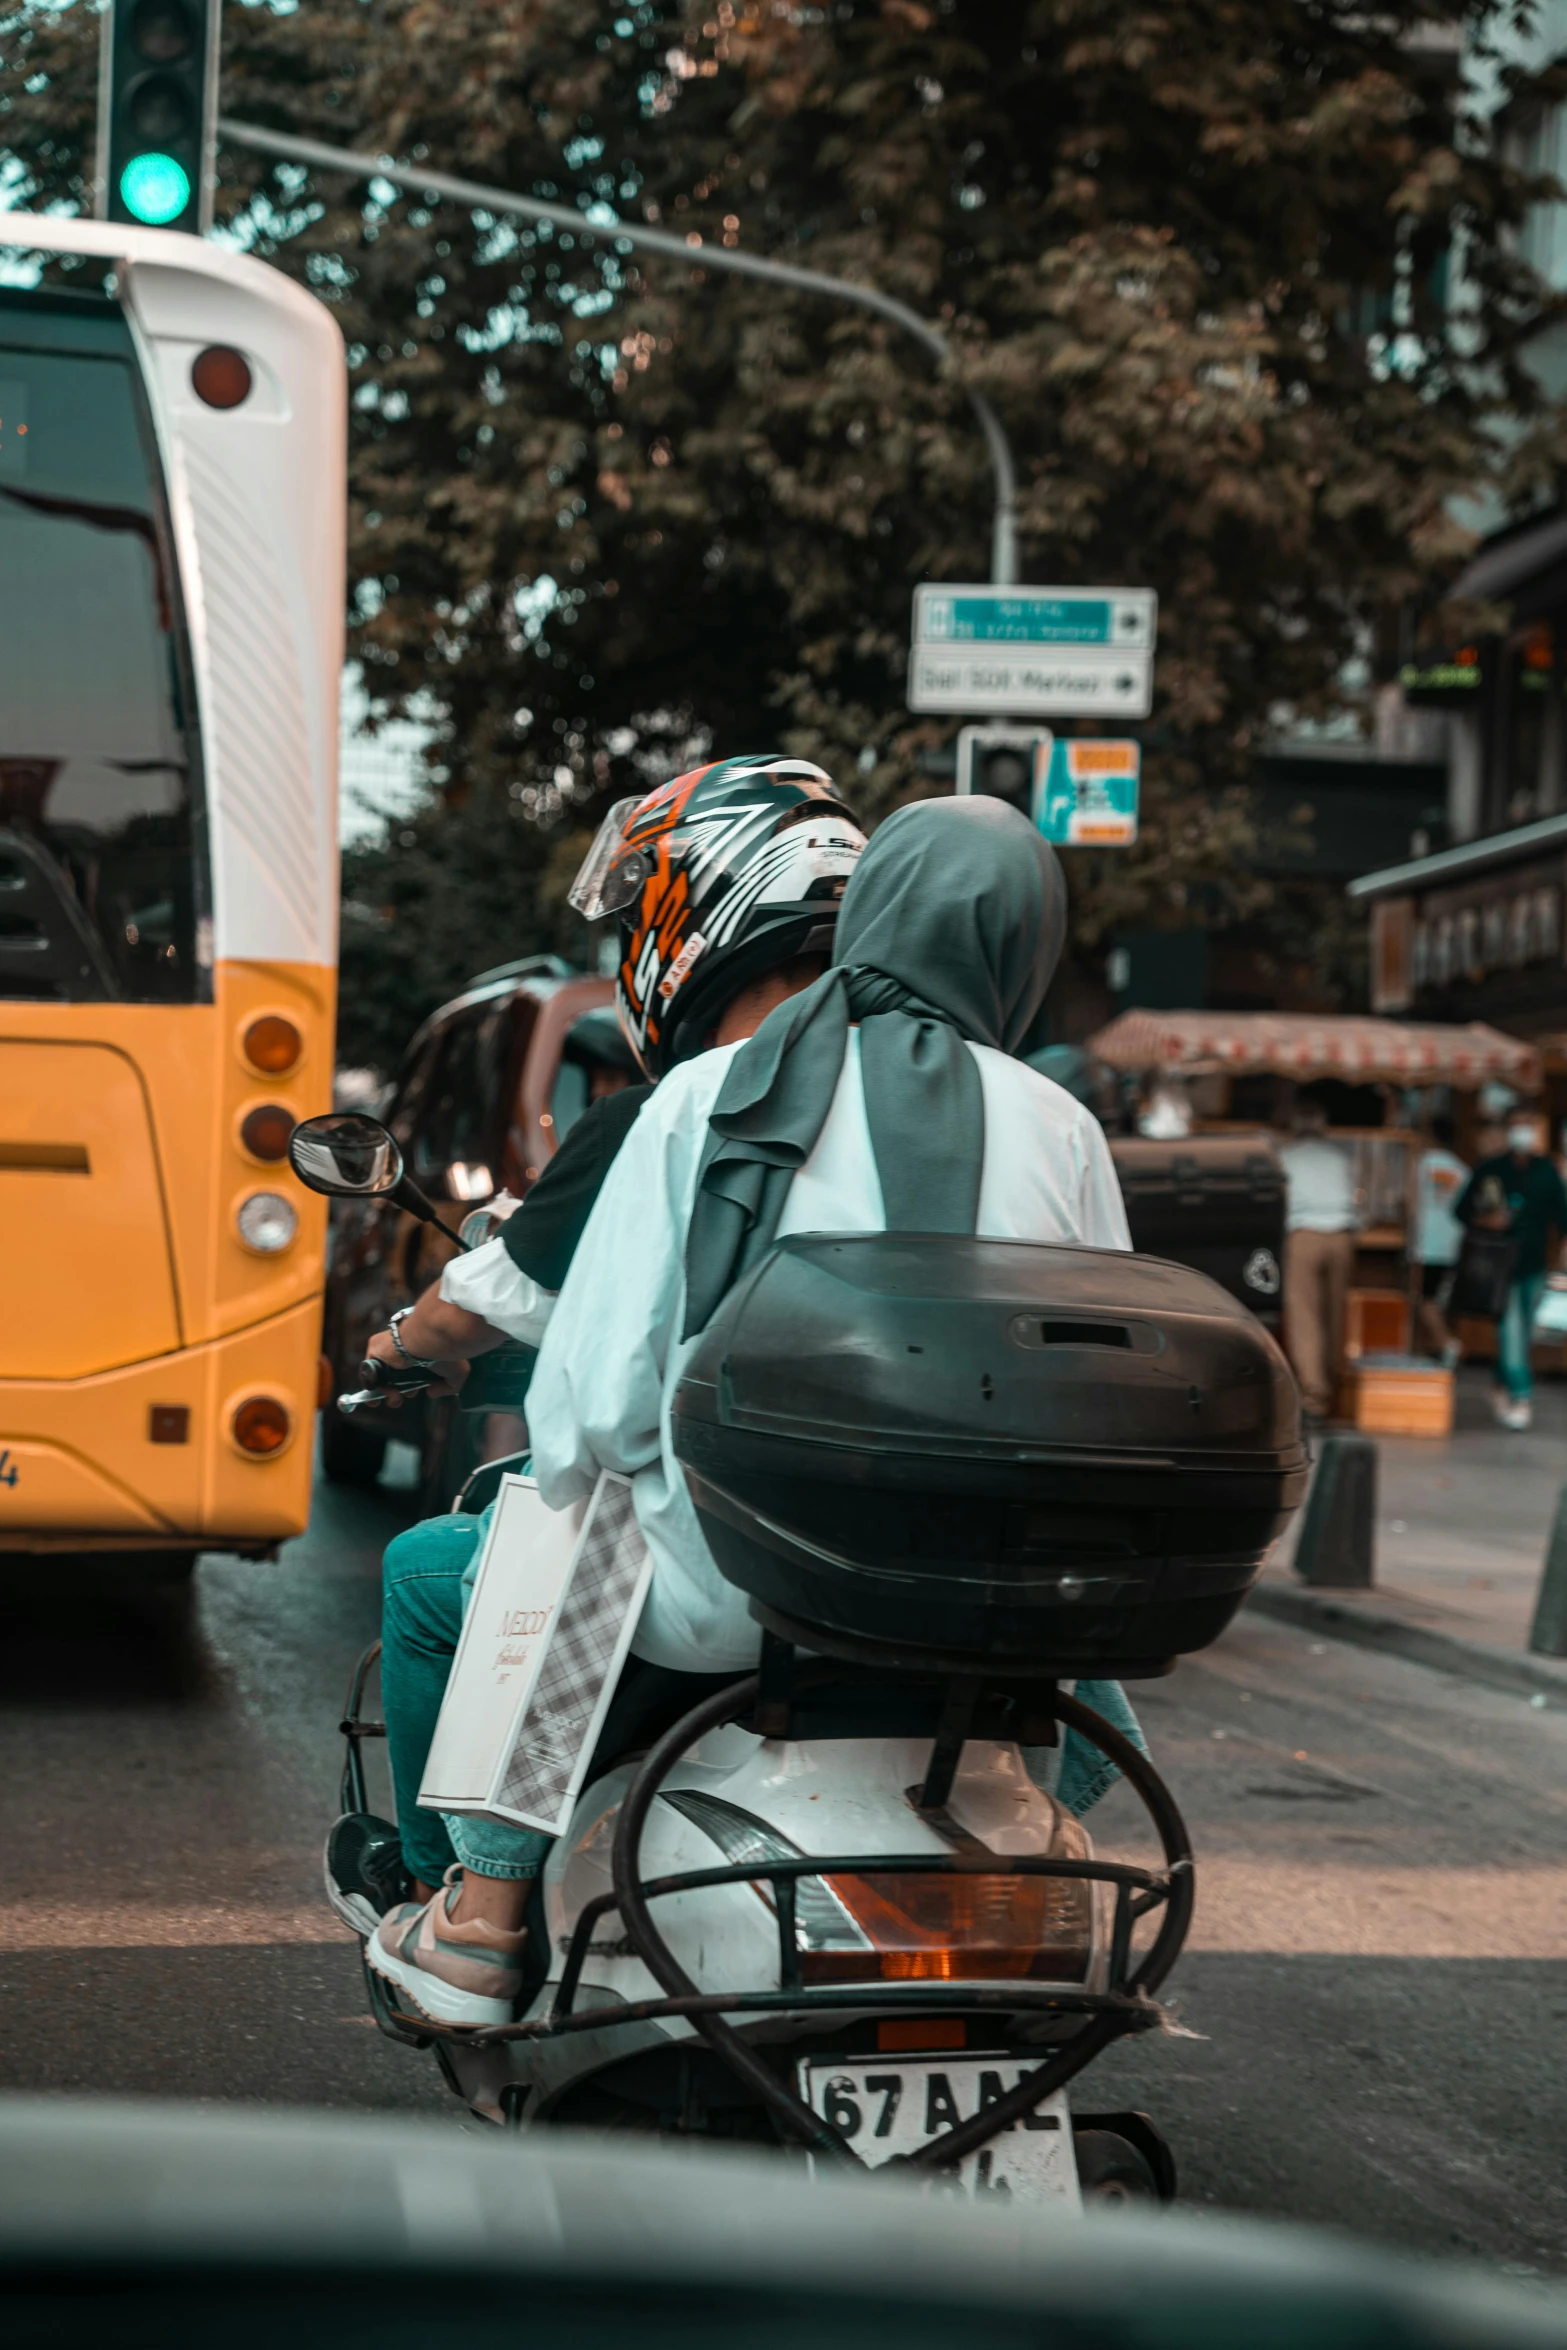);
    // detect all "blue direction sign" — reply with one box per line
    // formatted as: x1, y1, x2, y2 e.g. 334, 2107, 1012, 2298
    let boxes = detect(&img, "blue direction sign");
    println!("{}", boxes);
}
1037, 739, 1141, 847
909, 583, 1156, 717
914, 587, 1154, 650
